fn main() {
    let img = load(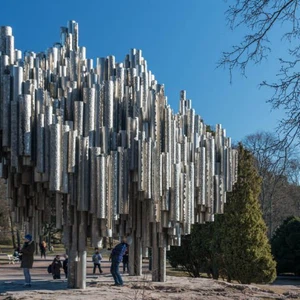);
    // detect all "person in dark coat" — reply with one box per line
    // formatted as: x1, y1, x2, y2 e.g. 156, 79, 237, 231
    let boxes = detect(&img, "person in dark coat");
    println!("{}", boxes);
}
63, 254, 68, 279
20, 234, 35, 287
122, 249, 129, 273
110, 237, 128, 286
52, 255, 62, 279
